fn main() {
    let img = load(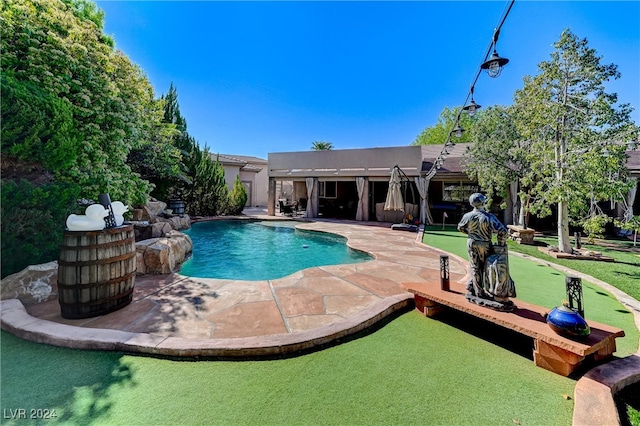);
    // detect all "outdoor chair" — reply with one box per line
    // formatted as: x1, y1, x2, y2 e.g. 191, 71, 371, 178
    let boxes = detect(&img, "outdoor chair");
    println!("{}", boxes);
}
279, 200, 295, 216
